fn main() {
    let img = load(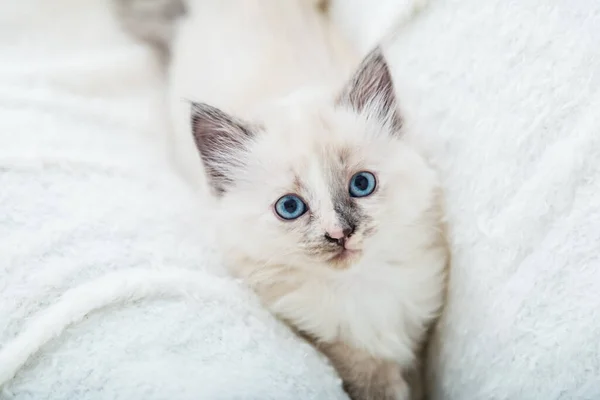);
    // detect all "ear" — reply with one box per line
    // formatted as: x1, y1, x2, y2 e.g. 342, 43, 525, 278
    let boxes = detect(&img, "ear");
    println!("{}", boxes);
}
191, 102, 256, 195
338, 47, 402, 131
